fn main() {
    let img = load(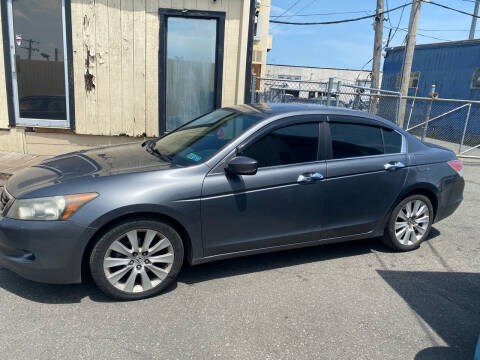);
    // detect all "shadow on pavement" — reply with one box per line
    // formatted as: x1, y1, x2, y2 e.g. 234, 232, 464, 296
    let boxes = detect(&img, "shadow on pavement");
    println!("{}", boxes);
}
377, 270, 480, 360
178, 227, 440, 285
0, 228, 440, 305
